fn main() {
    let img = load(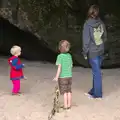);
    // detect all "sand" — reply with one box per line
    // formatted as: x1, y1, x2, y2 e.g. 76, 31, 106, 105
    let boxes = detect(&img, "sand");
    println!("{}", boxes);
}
0, 57, 120, 120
